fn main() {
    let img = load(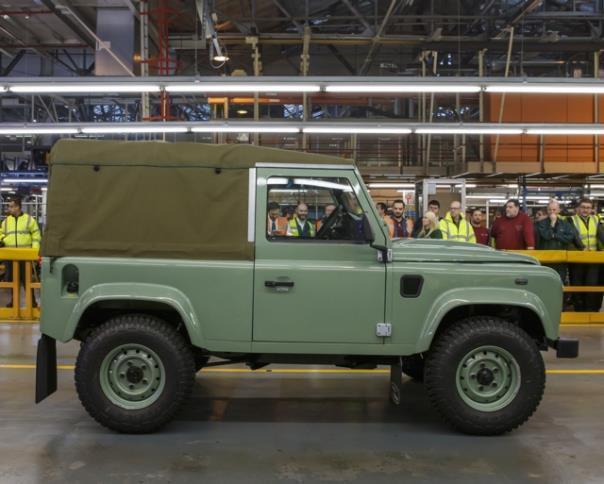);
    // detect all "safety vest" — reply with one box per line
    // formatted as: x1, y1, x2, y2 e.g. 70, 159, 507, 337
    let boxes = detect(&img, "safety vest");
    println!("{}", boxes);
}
287, 217, 316, 238
0, 213, 41, 248
572, 215, 598, 251
385, 216, 411, 239
439, 212, 476, 243
267, 216, 288, 236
